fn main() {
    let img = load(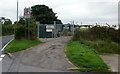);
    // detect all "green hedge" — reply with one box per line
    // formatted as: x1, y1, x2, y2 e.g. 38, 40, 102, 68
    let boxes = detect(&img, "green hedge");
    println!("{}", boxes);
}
72, 26, 120, 54
15, 17, 37, 40
2, 24, 14, 36
73, 26, 120, 43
